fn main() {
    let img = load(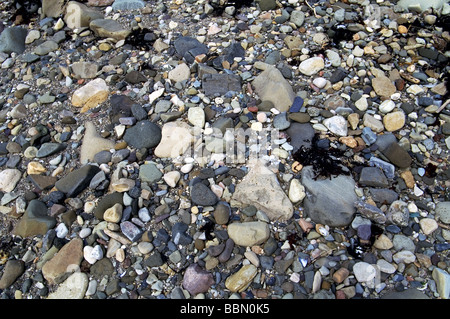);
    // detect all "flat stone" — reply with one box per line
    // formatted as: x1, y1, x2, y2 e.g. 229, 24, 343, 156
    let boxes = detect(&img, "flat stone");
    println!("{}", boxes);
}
89, 19, 131, 40
154, 121, 194, 158
71, 62, 99, 79
202, 73, 242, 96
139, 163, 162, 183
323, 115, 348, 137
436, 202, 450, 224
190, 182, 218, 206
0, 27, 27, 54
47, 272, 88, 299
432, 268, 450, 299
419, 218, 438, 235
373, 234, 393, 250
112, 0, 145, 10
231, 160, 293, 222
359, 167, 389, 187
123, 120, 161, 149
252, 66, 295, 112
42, 238, 84, 284
380, 141, 412, 168
213, 203, 230, 225
13, 200, 57, 237
71, 78, 109, 113
187, 106, 205, 128
120, 221, 142, 242
168, 63, 191, 83
0, 260, 25, 290
36, 143, 66, 158
163, 171, 181, 187
301, 165, 357, 227
64, 1, 103, 29
353, 262, 377, 283
372, 76, 396, 97
381, 288, 430, 299
55, 164, 101, 197
225, 264, 258, 293
383, 111, 405, 132
34, 40, 58, 56
298, 57, 325, 76
288, 178, 306, 203
0, 169, 22, 192
227, 221, 270, 246
174, 36, 208, 64
363, 113, 385, 133
393, 250, 416, 264
182, 263, 214, 296
42, 0, 66, 18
